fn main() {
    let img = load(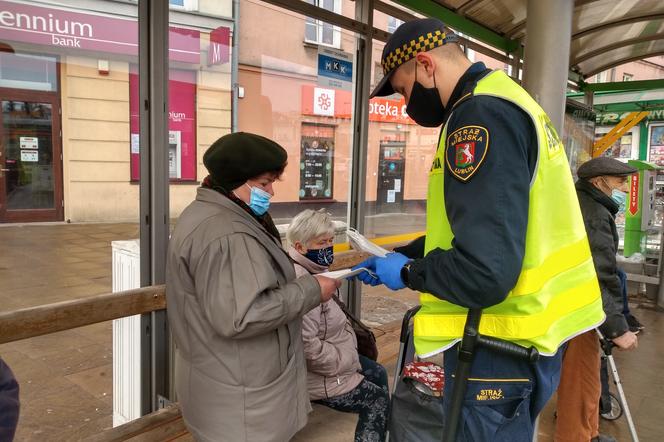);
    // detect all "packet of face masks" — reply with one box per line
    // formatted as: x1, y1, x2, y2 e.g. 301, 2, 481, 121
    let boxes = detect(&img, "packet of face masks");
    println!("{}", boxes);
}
346, 228, 390, 257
